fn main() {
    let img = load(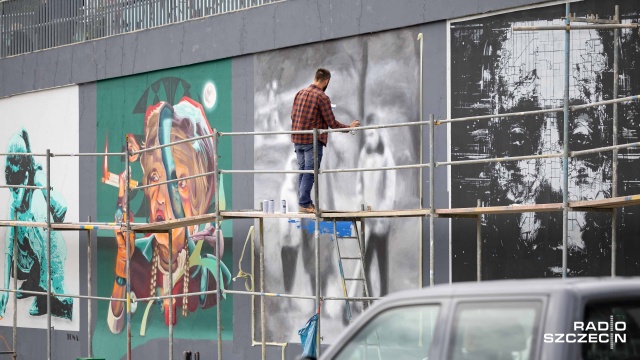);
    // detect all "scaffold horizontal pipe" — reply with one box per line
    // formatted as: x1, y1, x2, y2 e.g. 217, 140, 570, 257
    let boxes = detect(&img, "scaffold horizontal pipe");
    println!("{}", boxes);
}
0, 221, 147, 230
132, 133, 215, 155
135, 169, 216, 190
0, 288, 48, 296
52, 224, 122, 231
570, 94, 639, 110
438, 152, 563, 167
513, 24, 639, 31
0, 220, 48, 227
321, 163, 429, 174
0, 152, 47, 157
439, 95, 639, 125
52, 152, 126, 157
219, 169, 314, 174
439, 107, 563, 124
224, 289, 317, 300
52, 293, 126, 302
134, 290, 216, 302
219, 129, 313, 136
322, 296, 381, 301
0, 185, 47, 190
571, 141, 640, 157
319, 120, 430, 134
